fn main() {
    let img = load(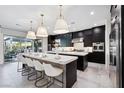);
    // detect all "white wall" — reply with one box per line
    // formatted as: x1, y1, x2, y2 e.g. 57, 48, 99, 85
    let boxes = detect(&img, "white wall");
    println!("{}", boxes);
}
42, 37, 48, 52
105, 18, 111, 70
2, 28, 27, 37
